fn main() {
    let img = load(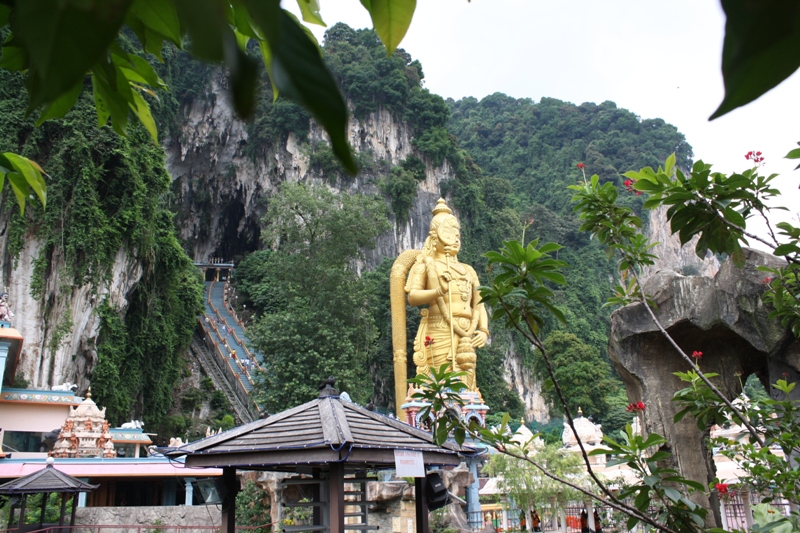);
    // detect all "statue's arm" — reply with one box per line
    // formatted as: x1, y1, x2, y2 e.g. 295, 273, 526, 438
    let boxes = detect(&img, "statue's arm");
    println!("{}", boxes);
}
407, 261, 445, 306
471, 267, 489, 347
